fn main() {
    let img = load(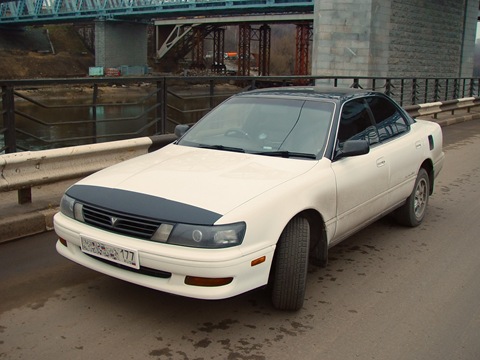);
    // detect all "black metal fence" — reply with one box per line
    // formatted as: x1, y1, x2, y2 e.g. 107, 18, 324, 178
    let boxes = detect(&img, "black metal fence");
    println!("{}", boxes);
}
1, 75, 479, 153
